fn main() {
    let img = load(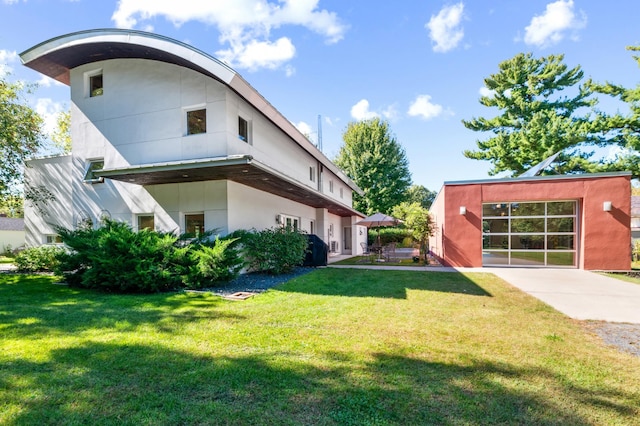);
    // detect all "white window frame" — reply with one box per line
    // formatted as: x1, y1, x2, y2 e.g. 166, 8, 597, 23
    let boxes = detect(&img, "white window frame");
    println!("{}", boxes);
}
137, 214, 155, 231
83, 159, 104, 184
184, 105, 207, 136
85, 69, 103, 98
238, 115, 251, 144
278, 213, 300, 231
45, 234, 63, 245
